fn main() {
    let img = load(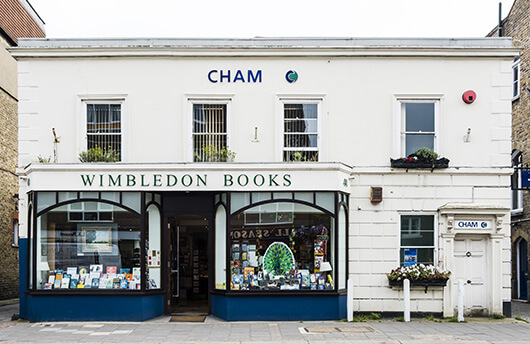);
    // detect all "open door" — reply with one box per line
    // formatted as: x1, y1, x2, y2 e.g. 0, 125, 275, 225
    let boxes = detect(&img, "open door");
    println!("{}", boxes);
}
167, 215, 209, 315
